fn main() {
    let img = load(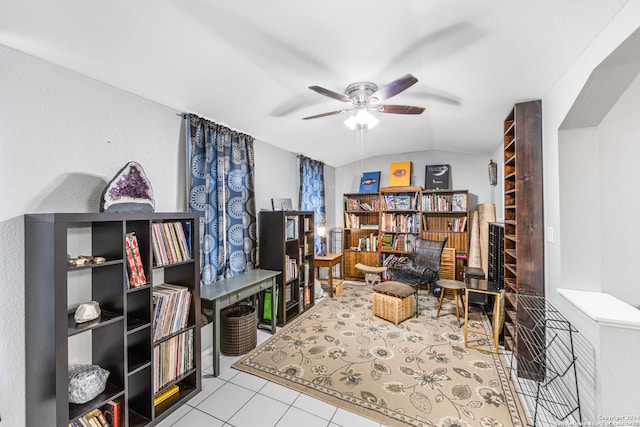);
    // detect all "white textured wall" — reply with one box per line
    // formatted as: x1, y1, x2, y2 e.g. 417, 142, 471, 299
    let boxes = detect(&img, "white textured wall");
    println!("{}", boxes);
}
543, 0, 640, 417
597, 72, 640, 306
0, 43, 309, 424
559, 127, 602, 291
0, 43, 185, 425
